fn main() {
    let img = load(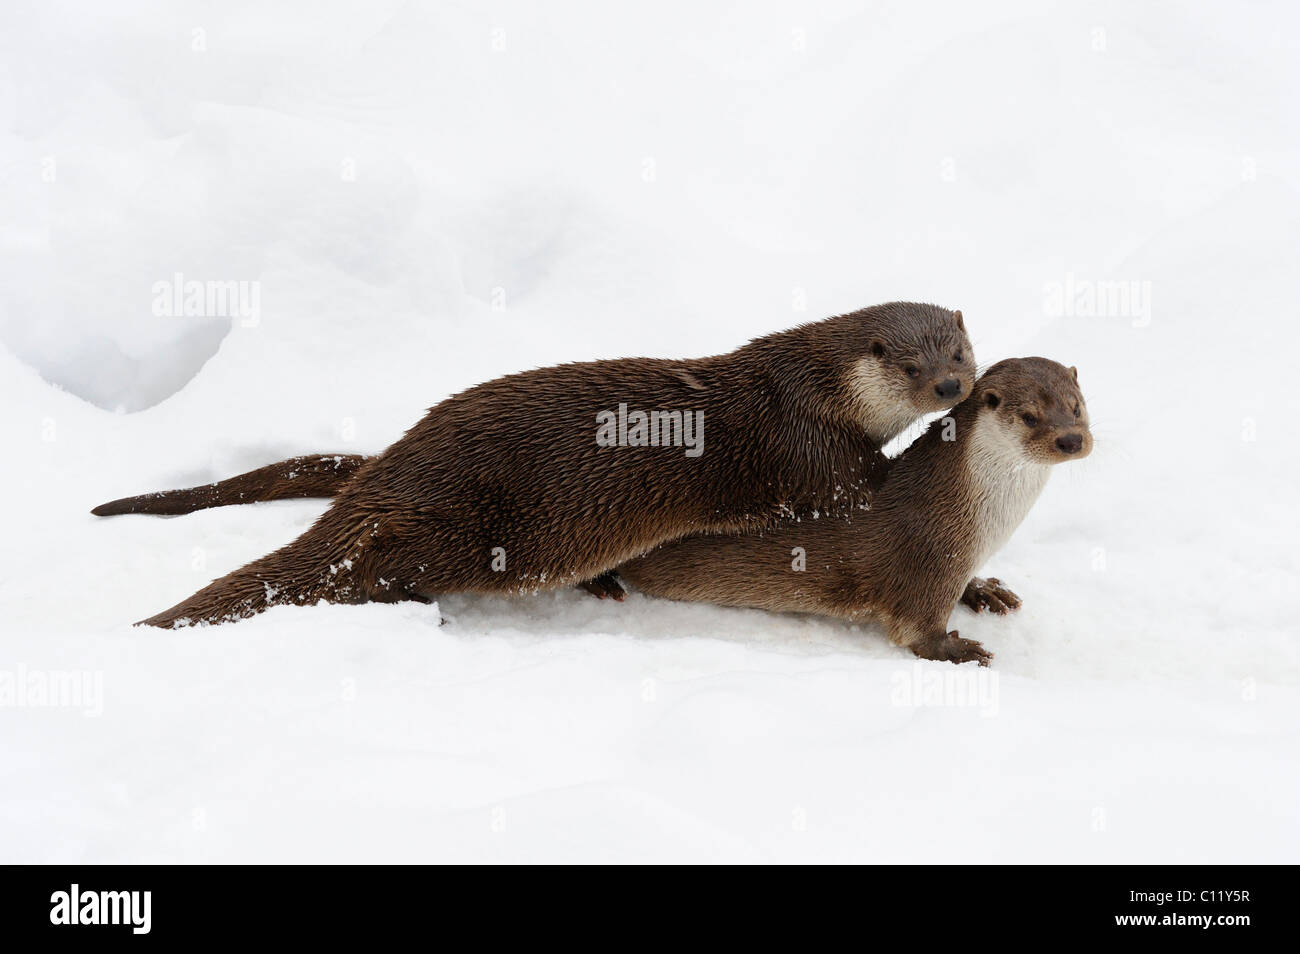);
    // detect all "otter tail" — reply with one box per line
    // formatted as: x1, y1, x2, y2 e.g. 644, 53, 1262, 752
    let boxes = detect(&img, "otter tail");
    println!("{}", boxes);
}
92, 454, 370, 517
